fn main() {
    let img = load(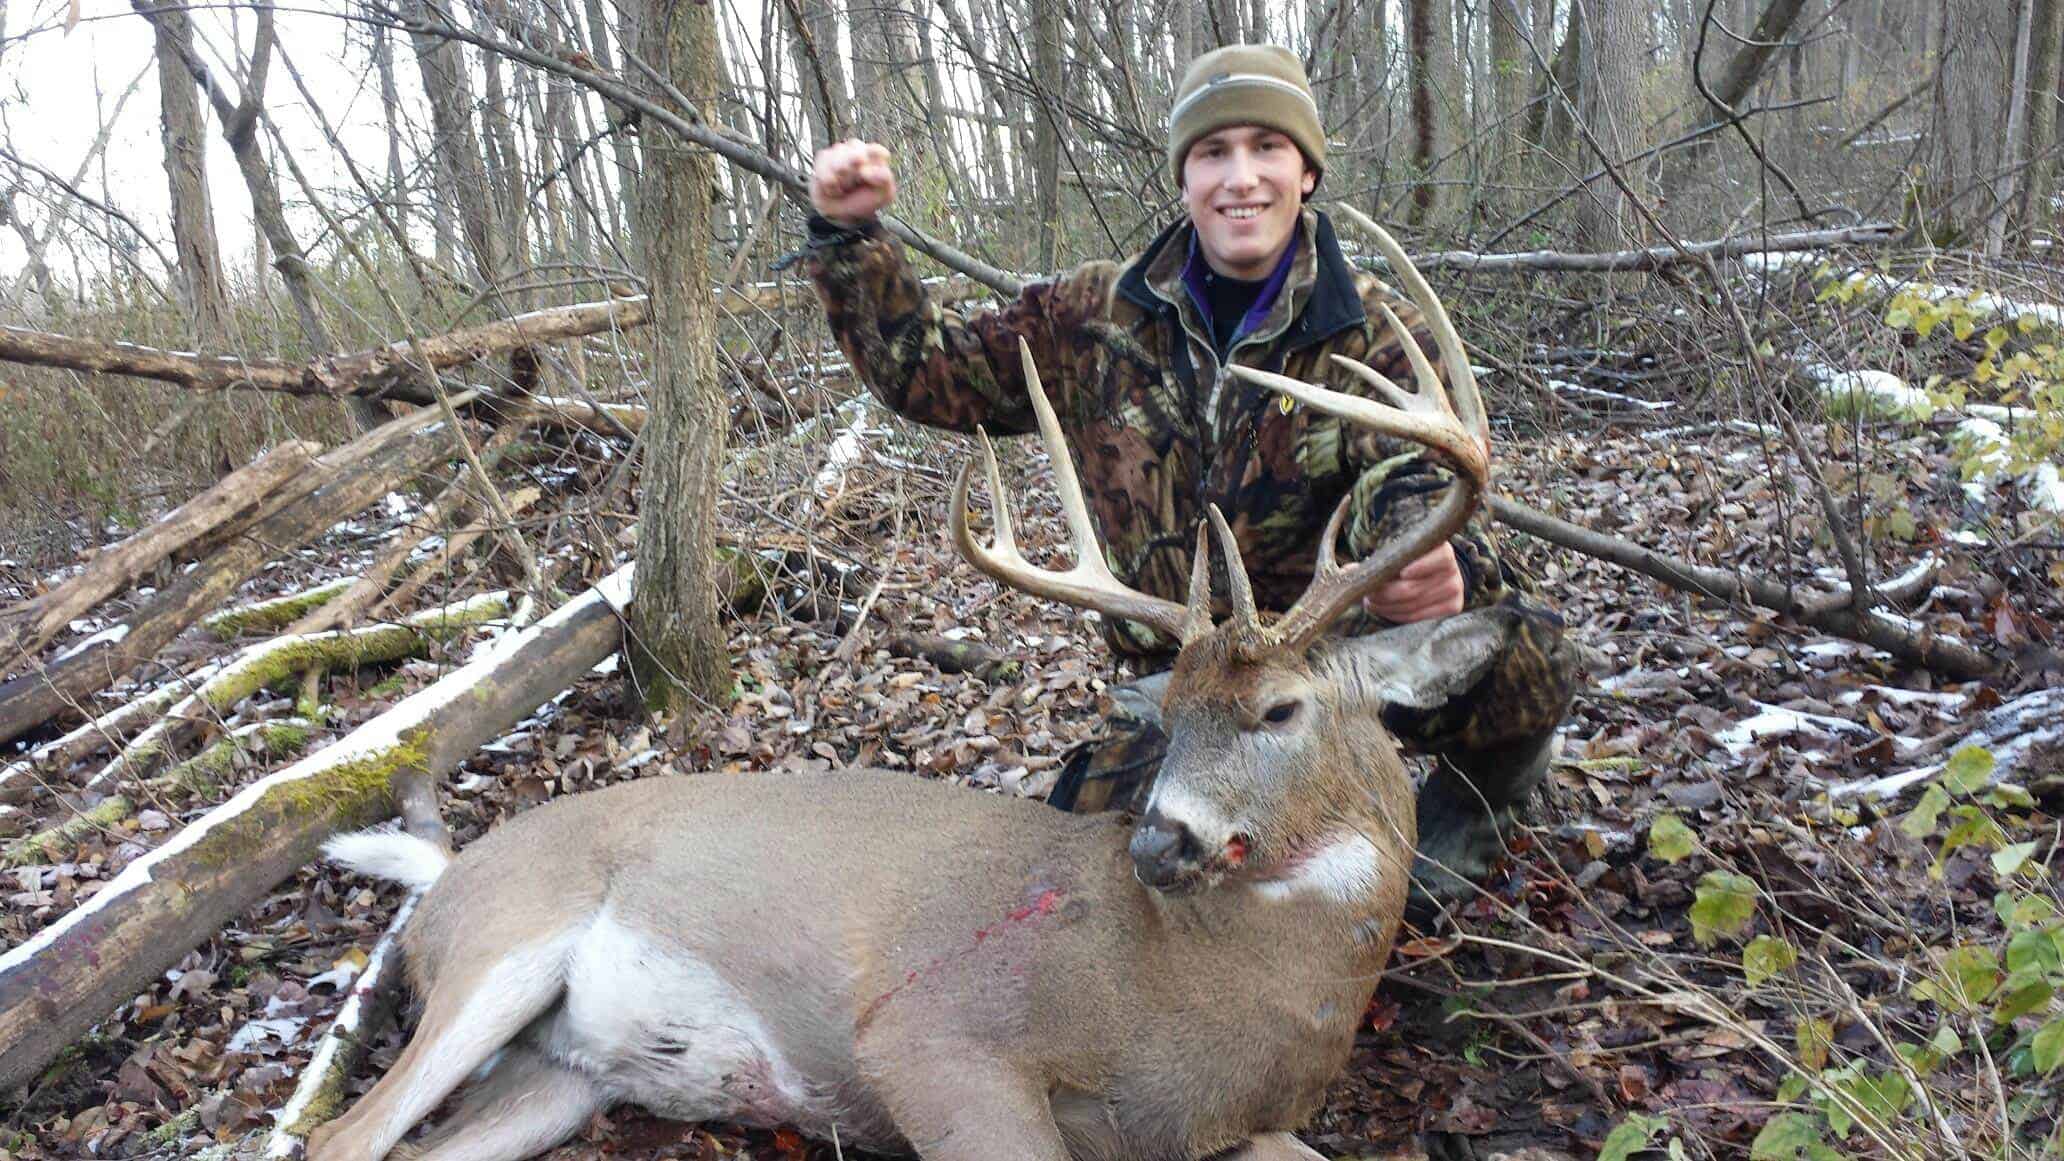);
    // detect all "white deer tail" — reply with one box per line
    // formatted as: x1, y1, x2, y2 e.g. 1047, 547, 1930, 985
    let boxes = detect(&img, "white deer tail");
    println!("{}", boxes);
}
323, 825, 452, 890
